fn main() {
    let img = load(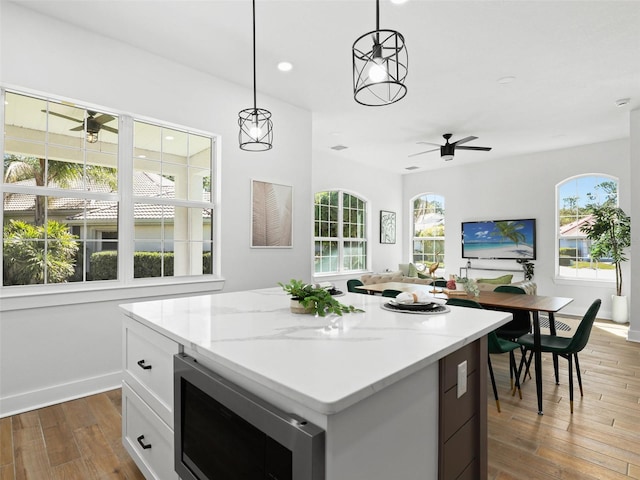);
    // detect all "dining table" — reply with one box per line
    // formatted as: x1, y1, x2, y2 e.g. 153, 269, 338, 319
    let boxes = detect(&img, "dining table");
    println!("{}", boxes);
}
354, 281, 440, 295
453, 290, 574, 415
355, 282, 573, 414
